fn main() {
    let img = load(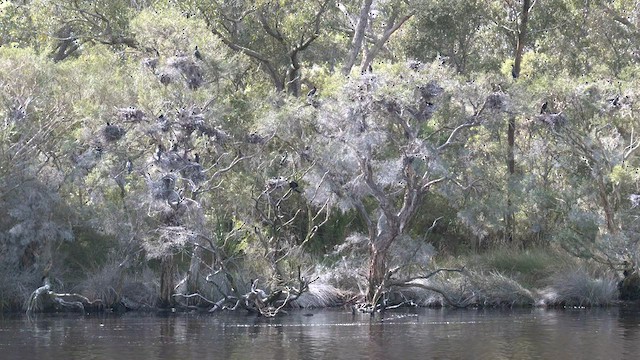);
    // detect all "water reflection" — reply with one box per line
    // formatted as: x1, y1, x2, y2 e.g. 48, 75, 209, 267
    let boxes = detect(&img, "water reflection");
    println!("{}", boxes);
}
1, 307, 640, 359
